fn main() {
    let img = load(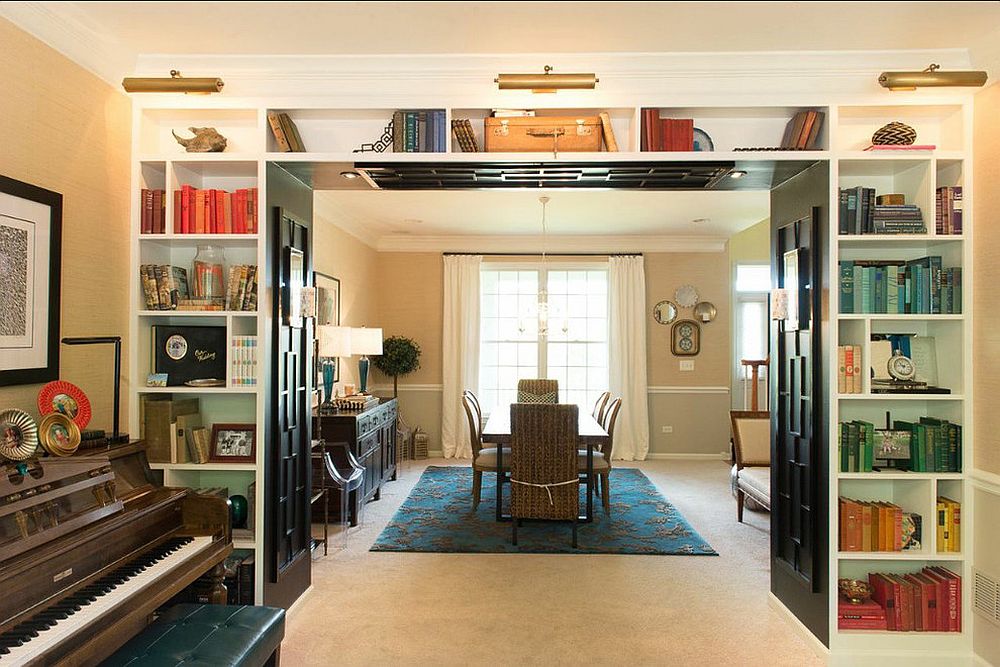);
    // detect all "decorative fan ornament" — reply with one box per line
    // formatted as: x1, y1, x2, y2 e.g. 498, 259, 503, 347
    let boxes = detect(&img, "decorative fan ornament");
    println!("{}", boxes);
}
872, 121, 917, 146
37, 380, 92, 429
0, 409, 40, 462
